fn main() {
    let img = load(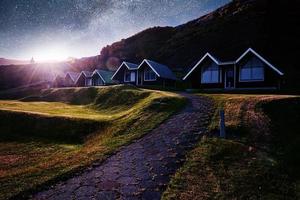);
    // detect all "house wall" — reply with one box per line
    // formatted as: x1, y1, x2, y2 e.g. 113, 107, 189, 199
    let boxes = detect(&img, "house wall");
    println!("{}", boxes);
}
76, 75, 86, 87
187, 59, 223, 89
137, 63, 176, 87
185, 55, 282, 89
113, 66, 137, 85
92, 74, 104, 86
85, 78, 92, 86
235, 54, 281, 89
65, 74, 75, 87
